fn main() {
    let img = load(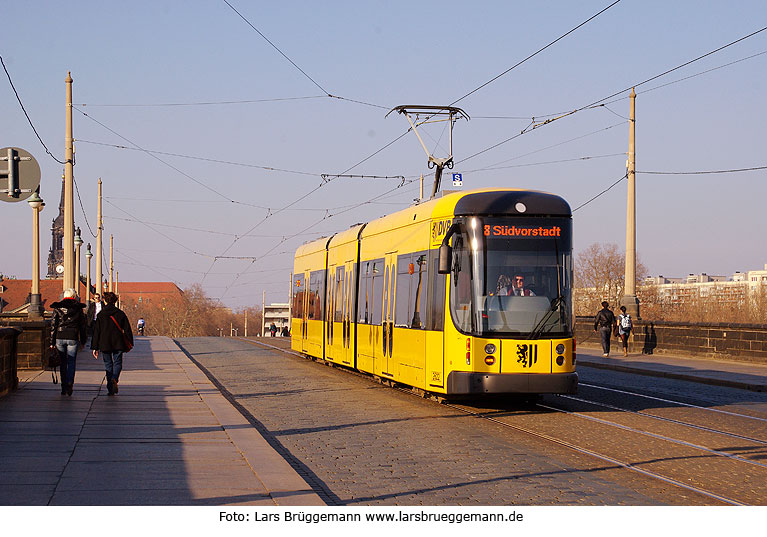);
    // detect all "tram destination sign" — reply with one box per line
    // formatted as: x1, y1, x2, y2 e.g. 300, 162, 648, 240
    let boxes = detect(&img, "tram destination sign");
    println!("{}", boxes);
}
0, 147, 41, 202
484, 224, 562, 238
